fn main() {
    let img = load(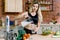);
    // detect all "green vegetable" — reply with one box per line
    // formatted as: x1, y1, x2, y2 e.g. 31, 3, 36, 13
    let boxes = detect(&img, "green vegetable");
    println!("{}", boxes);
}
54, 31, 60, 36
16, 29, 26, 40
42, 29, 51, 35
